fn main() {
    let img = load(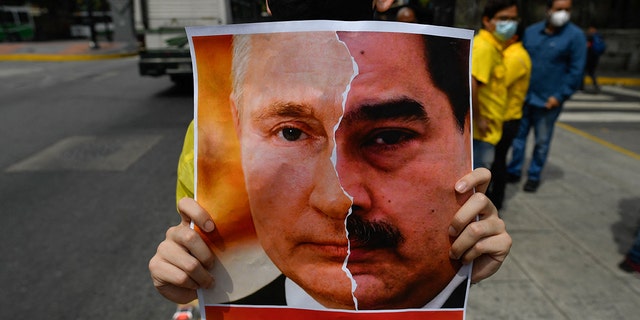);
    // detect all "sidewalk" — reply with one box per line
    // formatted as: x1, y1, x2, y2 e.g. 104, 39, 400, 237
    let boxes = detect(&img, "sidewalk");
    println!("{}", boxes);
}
589, 70, 640, 87
466, 98, 640, 319
2, 39, 639, 86
0, 39, 138, 61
